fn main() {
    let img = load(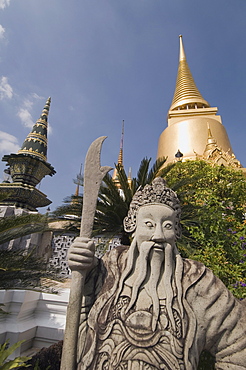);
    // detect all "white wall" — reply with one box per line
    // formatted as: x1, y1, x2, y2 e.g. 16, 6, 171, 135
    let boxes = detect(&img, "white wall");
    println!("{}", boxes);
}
0, 289, 69, 359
